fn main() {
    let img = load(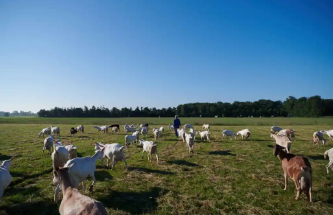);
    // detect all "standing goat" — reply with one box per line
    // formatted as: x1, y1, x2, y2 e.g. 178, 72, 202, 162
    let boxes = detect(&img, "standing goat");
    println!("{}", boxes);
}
38, 127, 51, 138
139, 140, 159, 164
270, 134, 292, 154
273, 144, 312, 202
51, 125, 61, 136
55, 164, 108, 215
0, 158, 13, 200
